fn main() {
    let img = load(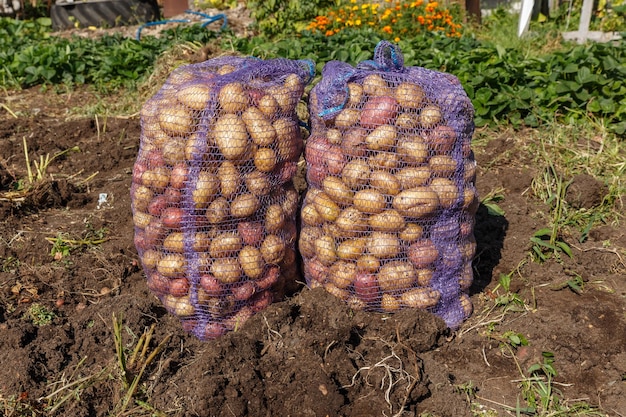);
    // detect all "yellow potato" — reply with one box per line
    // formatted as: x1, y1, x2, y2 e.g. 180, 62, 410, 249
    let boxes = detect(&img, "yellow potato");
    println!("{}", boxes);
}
353, 189, 386, 214
322, 176, 353, 206
336, 238, 367, 260
368, 209, 405, 233
242, 106, 276, 147
400, 287, 440, 309
367, 232, 401, 259
377, 261, 417, 292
